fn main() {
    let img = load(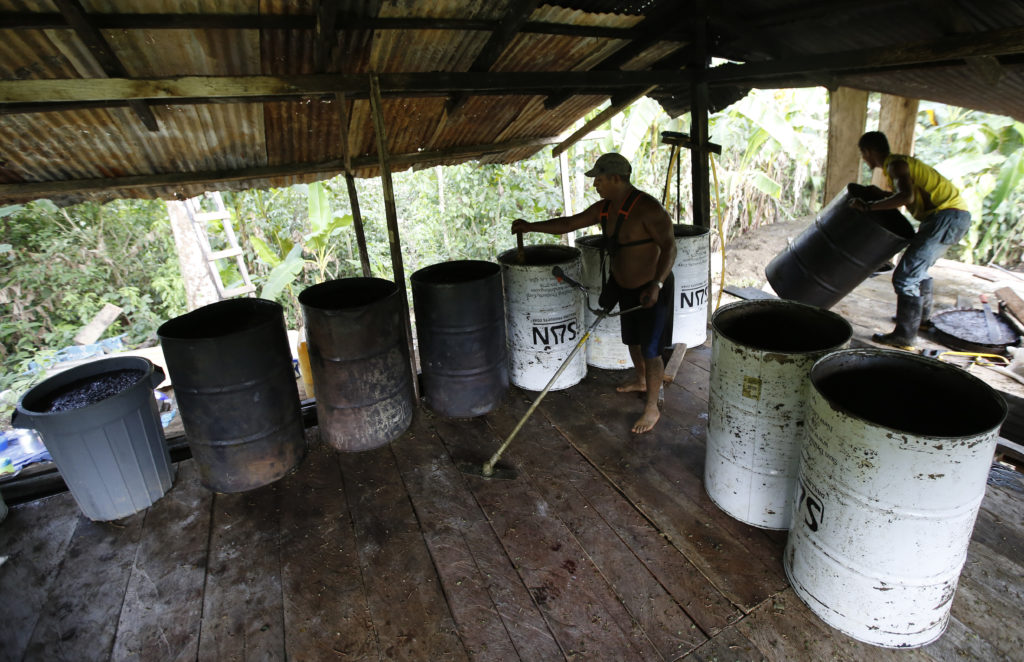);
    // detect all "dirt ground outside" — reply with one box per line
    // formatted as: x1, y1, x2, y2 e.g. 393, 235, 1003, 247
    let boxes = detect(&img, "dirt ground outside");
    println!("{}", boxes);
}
713, 217, 815, 294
